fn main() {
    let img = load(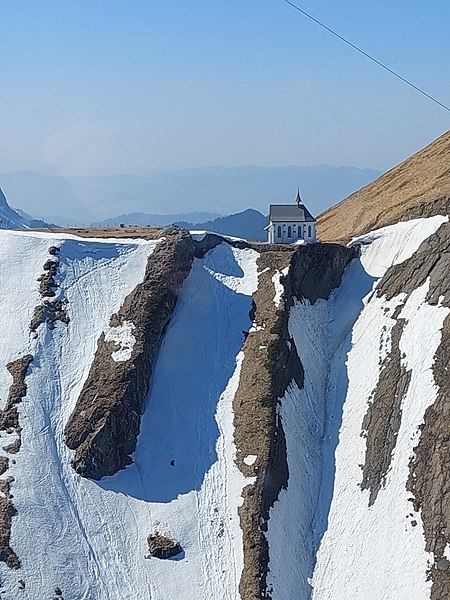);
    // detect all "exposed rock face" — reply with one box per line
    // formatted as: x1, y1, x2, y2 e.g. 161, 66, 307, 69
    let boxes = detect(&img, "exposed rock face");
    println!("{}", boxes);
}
65, 229, 195, 479
367, 220, 450, 598
361, 318, 411, 505
192, 232, 296, 259
234, 250, 294, 600
30, 299, 70, 333
234, 242, 356, 600
30, 247, 69, 333
288, 242, 359, 303
38, 258, 59, 297
416, 313, 450, 600
376, 220, 450, 306
0, 355, 33, 570
0, 245, 74, 571
147, 533, 182, 559
192, 232, 248, 258
0, 356, 33, 447
0, 478, 19, 569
